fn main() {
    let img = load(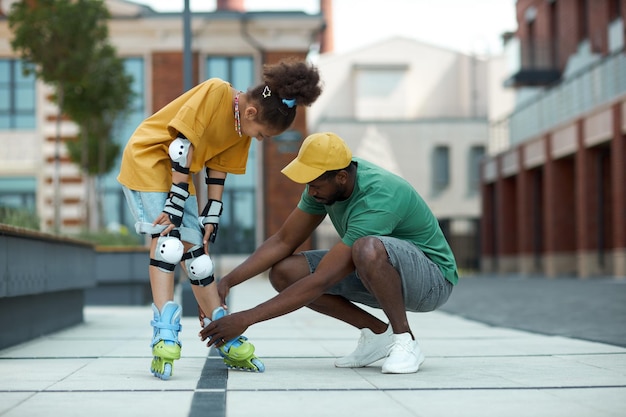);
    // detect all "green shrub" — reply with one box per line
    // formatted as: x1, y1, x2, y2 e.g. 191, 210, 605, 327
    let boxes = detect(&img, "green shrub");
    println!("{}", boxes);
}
0, 207, 40, 230
73, 226, 143, 247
